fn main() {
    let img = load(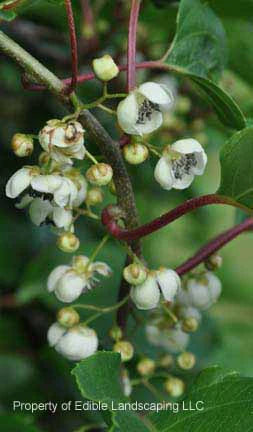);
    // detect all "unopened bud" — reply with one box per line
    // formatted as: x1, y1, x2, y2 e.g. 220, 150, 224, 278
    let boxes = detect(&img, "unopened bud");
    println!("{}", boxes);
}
86, 187, 104, 206
109, 180, 116, 195
92, 54, 119, 82
137, 358, 155, 376
158, 354, 174, 368
182, 316, 199, 333
205, 254, 223, 271
57, 232, 80, 253
175, 96, 191, 114
164, 377, 185, 397
177, 352, 196, 370
86, 163, 113, 186
123, 143, 149, 165
113, 340, 134, 362
123, 263, 147, 286
57, 307, 80, 328
109, 325, 123, 341
11, 133, 33, 157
